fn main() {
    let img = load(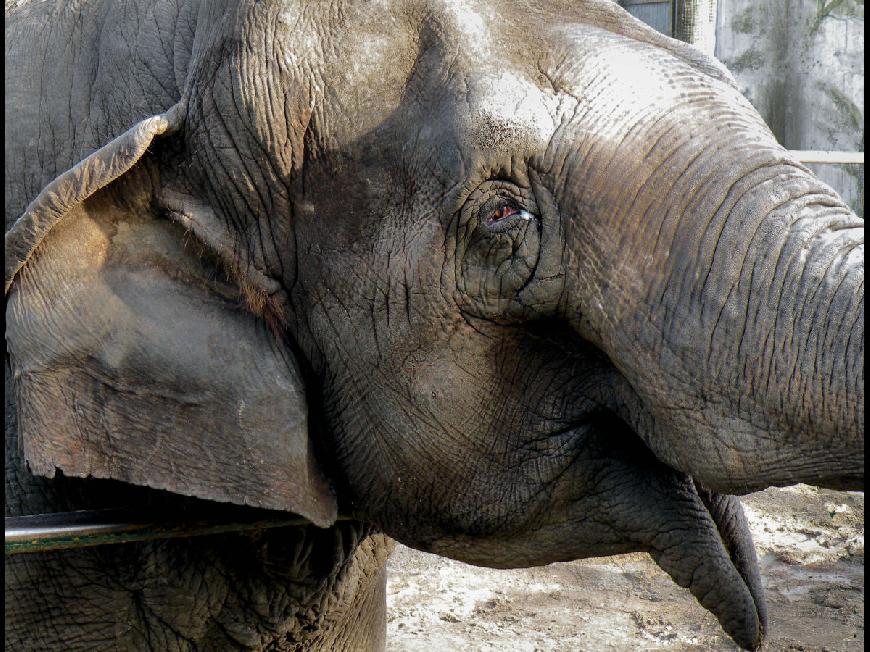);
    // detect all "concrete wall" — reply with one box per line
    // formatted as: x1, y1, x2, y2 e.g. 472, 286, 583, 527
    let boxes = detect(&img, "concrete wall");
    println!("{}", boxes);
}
715, 0, 865, 216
